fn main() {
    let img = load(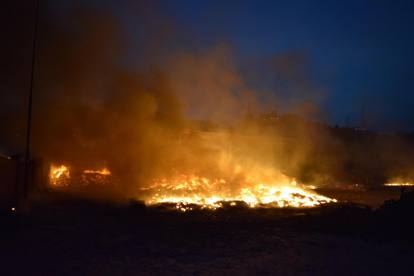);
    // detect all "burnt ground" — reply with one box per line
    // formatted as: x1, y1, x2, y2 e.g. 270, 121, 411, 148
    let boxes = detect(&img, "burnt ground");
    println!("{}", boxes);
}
1, 195, 414, 275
